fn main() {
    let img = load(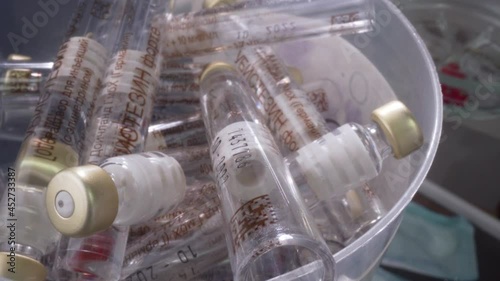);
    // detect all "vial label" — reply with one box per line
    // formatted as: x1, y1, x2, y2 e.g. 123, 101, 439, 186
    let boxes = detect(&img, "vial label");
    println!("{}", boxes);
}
306, 87, 329, 113
234, 48, 327, 152
211, 121, 278, 200
145, 118, 207, 151
136, 182, 219, 231
124, 183, 220, 266
230, 194, 279, 252
158, 80, 200, 94
125, 231, 225, 281
87, 49, 159, 164
161, 4, 369, 58
211, 121, 282, 254
22, 37, 106, 169
87, 22, 162, 163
